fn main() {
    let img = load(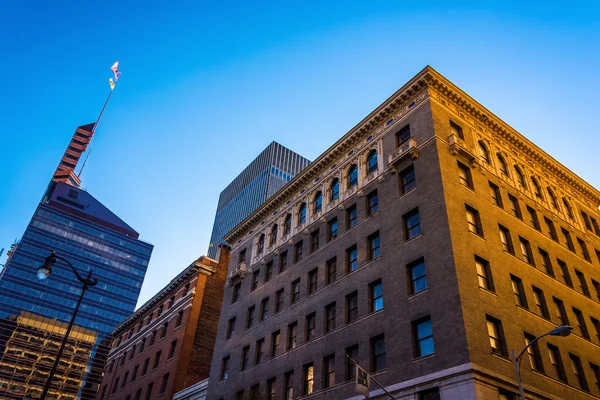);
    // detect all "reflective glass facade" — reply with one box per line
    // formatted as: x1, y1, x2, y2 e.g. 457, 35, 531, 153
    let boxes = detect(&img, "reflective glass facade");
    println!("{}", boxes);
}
208, 142, 309, 259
